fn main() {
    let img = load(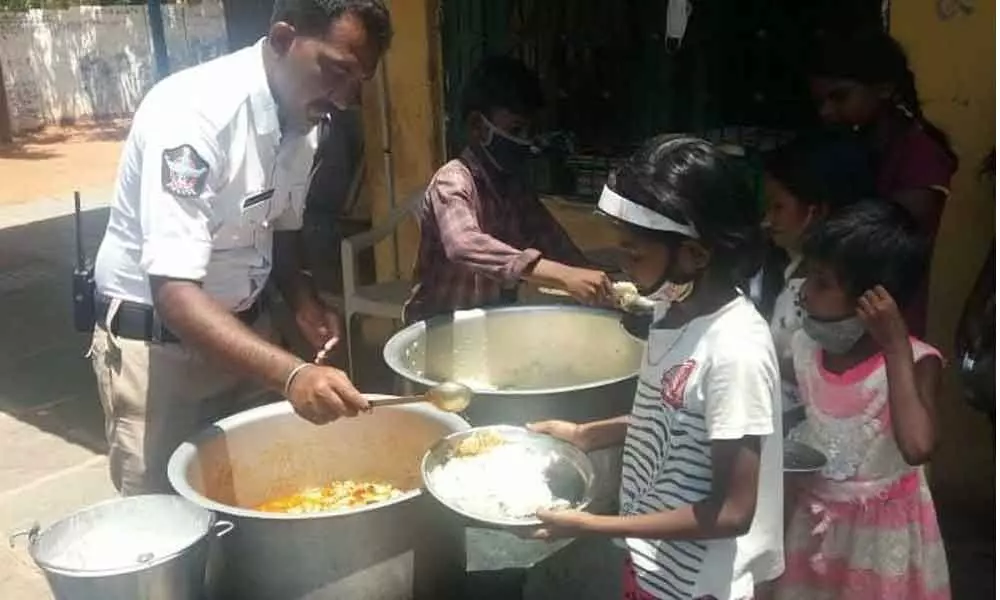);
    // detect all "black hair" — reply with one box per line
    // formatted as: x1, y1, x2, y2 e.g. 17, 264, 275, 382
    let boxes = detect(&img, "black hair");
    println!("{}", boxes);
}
808, 30, 957, 168
755, 131, 877, 316
461, 56, 545, 121
803, 199, 929, 305
764, 130, 875, 211
271, 0, 392, 51
607, 134, 763, 286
